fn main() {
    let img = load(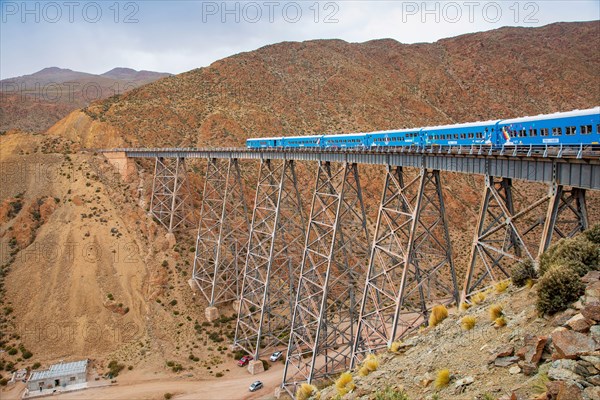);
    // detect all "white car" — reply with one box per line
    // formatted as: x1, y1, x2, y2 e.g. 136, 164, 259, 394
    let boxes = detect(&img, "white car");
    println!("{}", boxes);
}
269, 351, 283, 362
249, 381, 263, 392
